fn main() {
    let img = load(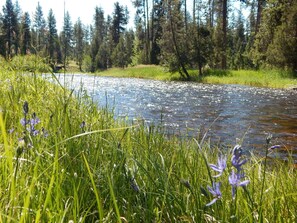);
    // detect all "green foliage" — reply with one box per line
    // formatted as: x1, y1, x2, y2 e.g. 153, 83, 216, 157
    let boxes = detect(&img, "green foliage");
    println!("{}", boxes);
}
82, 55, 92, 72
203, 69, 297, 88
111, 2, 128, 44
111, 35, 129, 68
251, 0, 297, 71
20, 12, 31, 55
9, 55, 51, 73
1, 0, 19, 58
33, 2, 46, 54
73, 18, 84, 71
